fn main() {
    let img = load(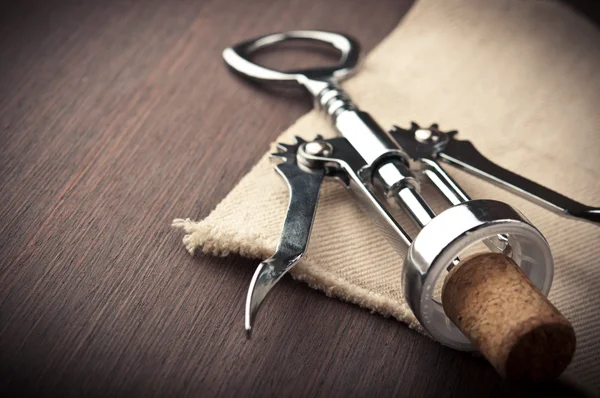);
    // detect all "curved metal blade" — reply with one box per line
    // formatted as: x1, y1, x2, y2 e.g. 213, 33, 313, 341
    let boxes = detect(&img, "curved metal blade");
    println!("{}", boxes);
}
245, 161, 325, 336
